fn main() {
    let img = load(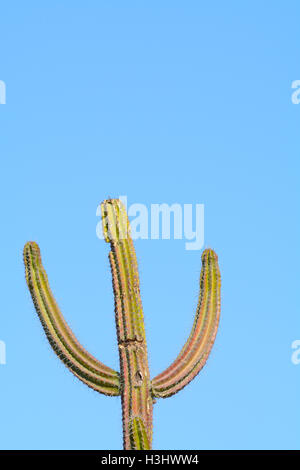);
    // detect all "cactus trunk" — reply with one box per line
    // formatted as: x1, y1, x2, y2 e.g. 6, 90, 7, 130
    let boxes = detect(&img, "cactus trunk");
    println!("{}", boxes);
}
103, 200, 153, 449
